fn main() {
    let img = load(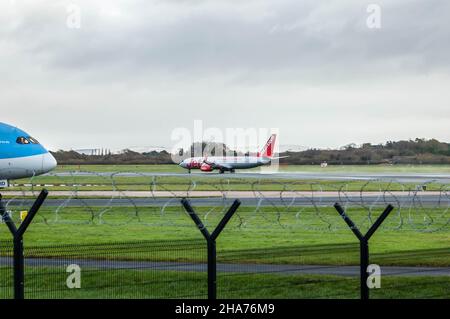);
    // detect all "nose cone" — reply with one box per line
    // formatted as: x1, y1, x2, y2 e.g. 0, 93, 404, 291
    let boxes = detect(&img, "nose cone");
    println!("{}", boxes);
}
42, 152, 57, 173
179, 161, 187, 169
